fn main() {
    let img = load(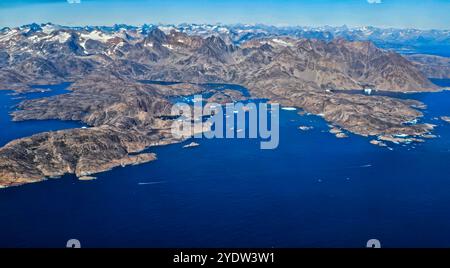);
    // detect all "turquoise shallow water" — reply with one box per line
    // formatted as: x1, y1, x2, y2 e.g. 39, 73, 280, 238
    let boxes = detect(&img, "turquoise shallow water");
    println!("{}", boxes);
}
0, 81, 449, 248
